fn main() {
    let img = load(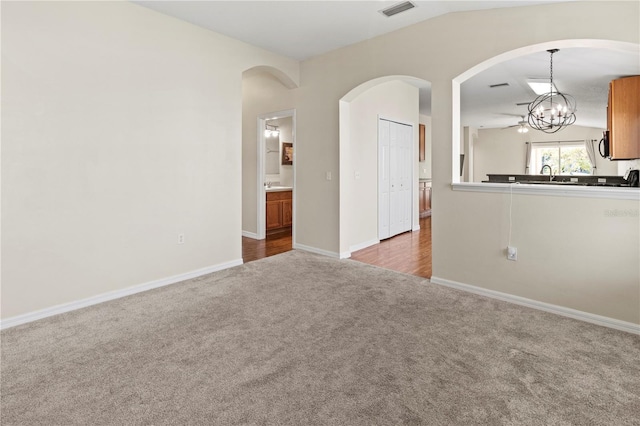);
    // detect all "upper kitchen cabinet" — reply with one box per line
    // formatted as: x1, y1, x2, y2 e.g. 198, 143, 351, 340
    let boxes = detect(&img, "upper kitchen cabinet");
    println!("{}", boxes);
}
607, 75, 640, 160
